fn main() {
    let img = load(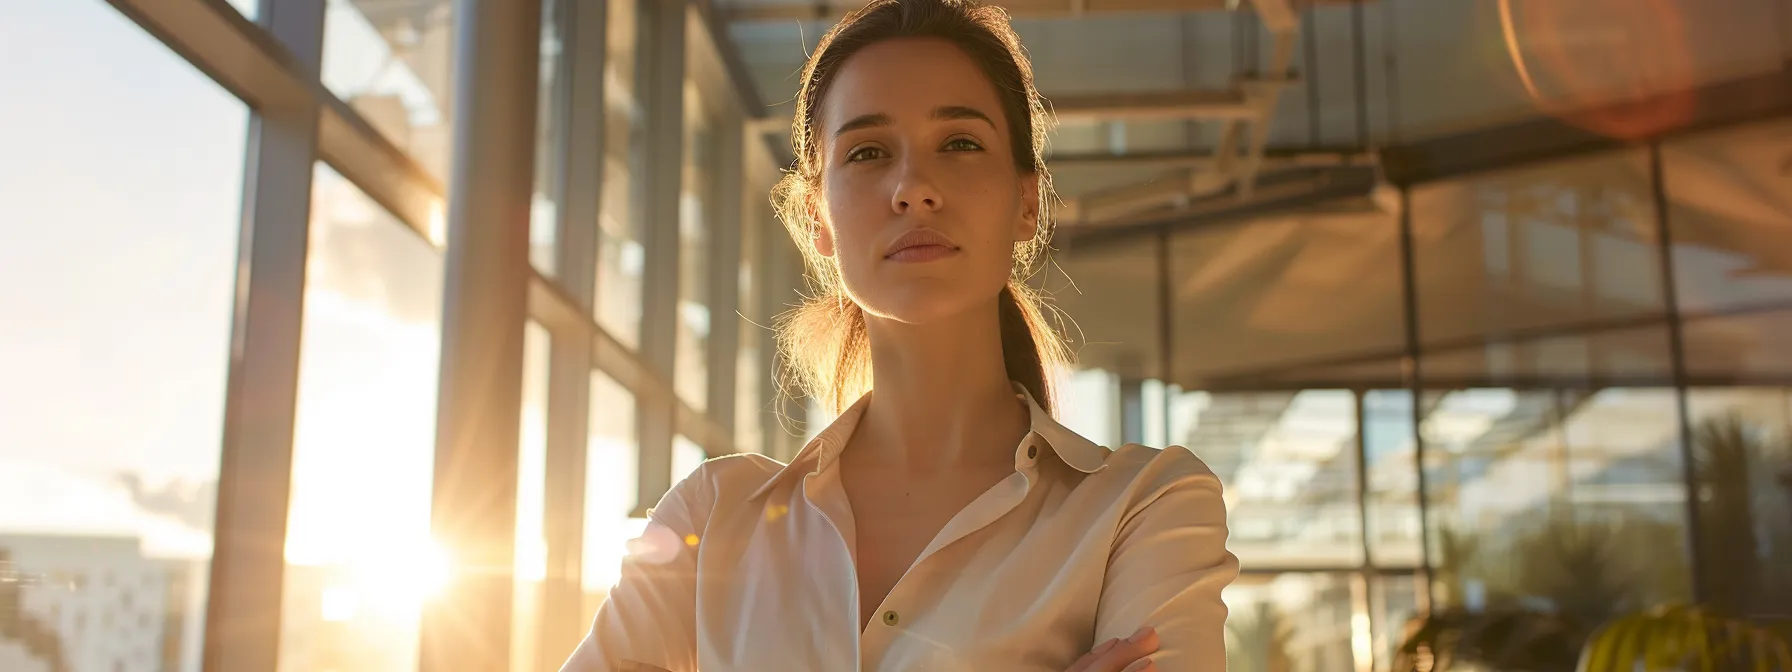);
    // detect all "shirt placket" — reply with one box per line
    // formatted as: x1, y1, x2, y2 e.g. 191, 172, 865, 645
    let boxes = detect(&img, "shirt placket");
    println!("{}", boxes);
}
858, 451, 1043, 670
